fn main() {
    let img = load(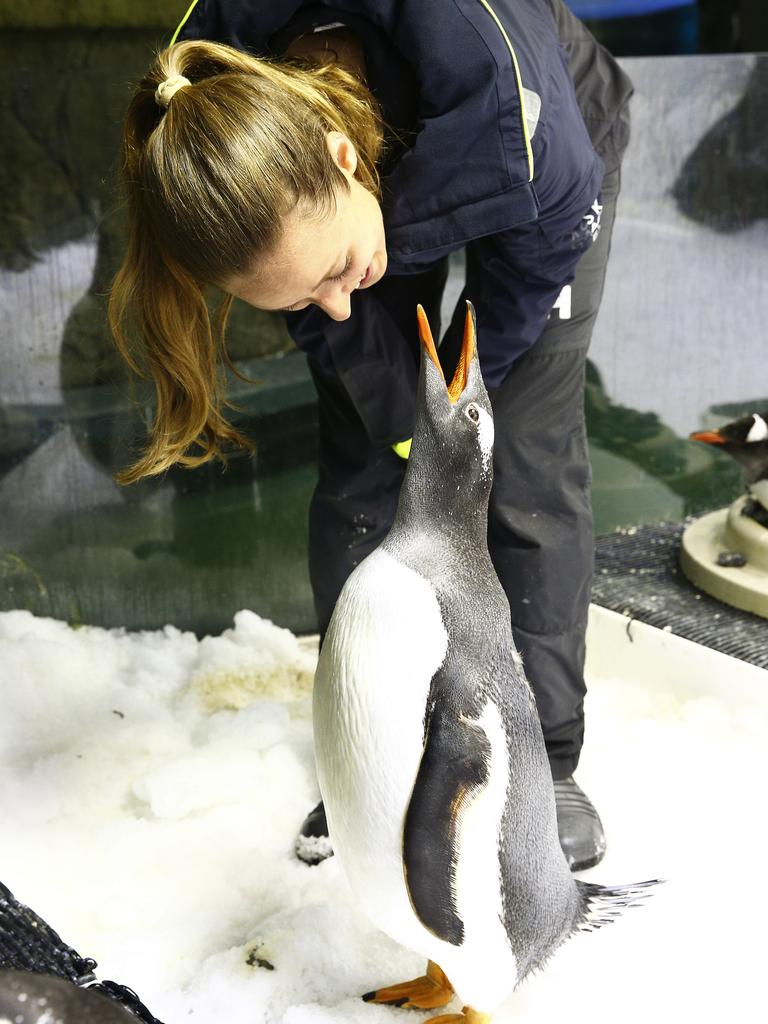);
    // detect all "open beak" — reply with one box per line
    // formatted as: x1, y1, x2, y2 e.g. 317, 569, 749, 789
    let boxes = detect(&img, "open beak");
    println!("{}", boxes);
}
416, 301, 476, 404
690, 430, 726, 446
